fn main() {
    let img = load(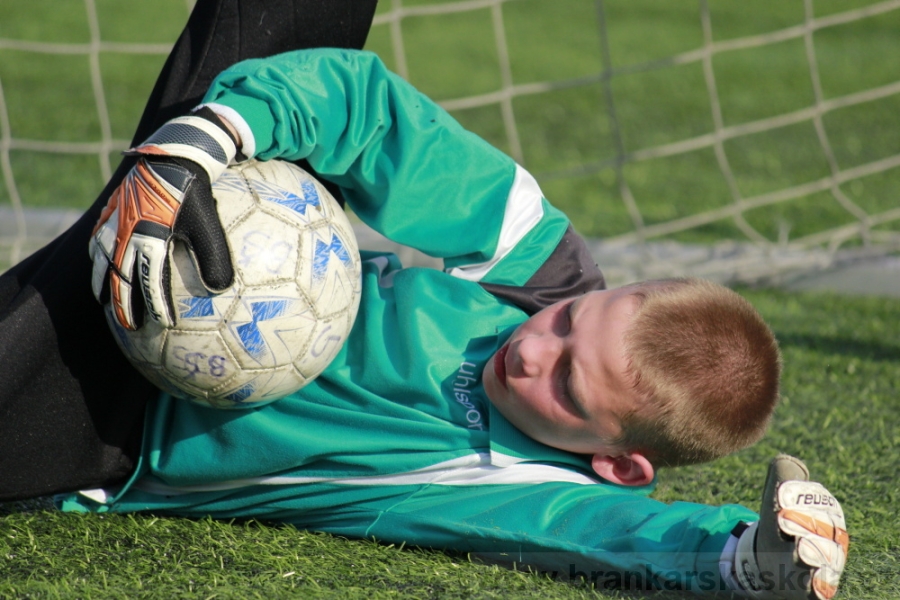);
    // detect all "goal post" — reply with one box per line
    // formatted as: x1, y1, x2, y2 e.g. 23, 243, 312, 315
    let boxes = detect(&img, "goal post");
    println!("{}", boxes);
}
2, 0, 899, 285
